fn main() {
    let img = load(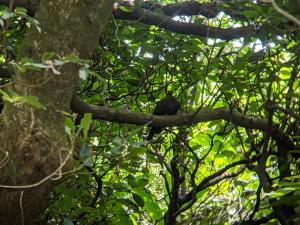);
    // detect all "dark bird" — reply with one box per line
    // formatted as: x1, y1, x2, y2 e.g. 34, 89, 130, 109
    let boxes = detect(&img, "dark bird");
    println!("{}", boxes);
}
147, 91, 180, 140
